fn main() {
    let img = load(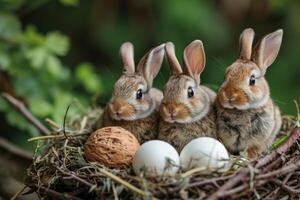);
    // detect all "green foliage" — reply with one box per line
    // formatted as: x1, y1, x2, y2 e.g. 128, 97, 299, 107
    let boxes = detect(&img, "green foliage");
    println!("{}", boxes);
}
0, 8, 99, 136
0, 12, 21, 39
75, 63, 102, 94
